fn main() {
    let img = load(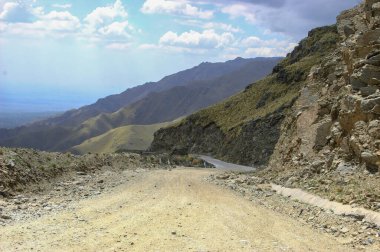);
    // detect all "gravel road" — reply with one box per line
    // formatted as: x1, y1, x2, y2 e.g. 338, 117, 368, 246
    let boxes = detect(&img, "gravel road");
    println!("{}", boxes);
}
0, 168, 353, 251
